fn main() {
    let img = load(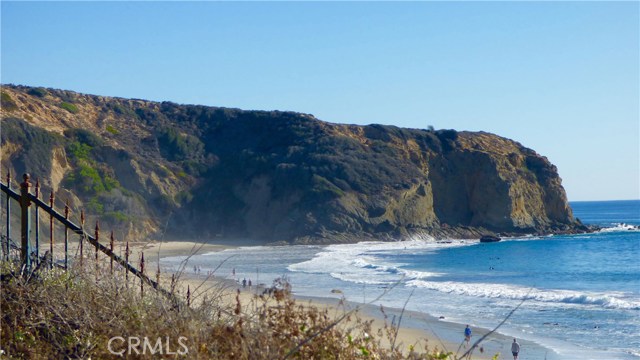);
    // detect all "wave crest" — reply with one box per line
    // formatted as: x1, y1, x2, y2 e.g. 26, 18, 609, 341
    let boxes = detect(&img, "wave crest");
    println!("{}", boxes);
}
406, 280, 640, 310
